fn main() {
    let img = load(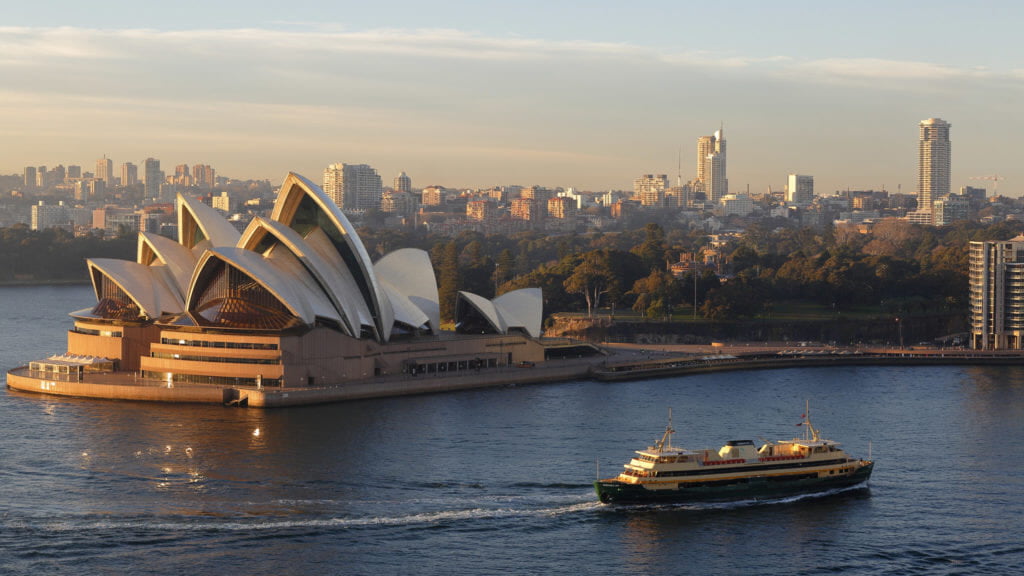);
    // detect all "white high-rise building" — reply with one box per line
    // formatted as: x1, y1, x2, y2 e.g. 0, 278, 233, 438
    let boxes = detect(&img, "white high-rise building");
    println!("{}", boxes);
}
787, 174, 814, 207
917, 118, 951, 224
96, 156, 114, 186
323, 163, 383, 211
970, 237, 1024, 349
394, 171, 411, 193
697, 127, 727, 202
